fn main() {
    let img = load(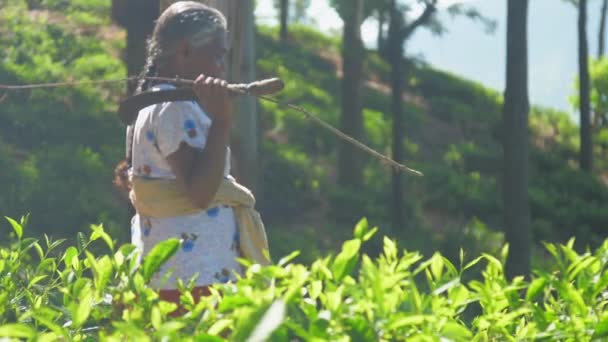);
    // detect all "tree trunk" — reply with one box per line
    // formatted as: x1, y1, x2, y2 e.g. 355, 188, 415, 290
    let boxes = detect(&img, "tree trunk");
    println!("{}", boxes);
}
377, 9, 386, 51
390, 54, 405, 233
112, 0, 159, 94
112, 0, 159, 223
387, 3, 405, 232
280, 0, 289, 42
599, 0, 608, 58
161, 0, 259, 190
232, 0, 259, 192
503, 0, 531, 279
579, 0, 593, 172
338, 0, 364, 188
